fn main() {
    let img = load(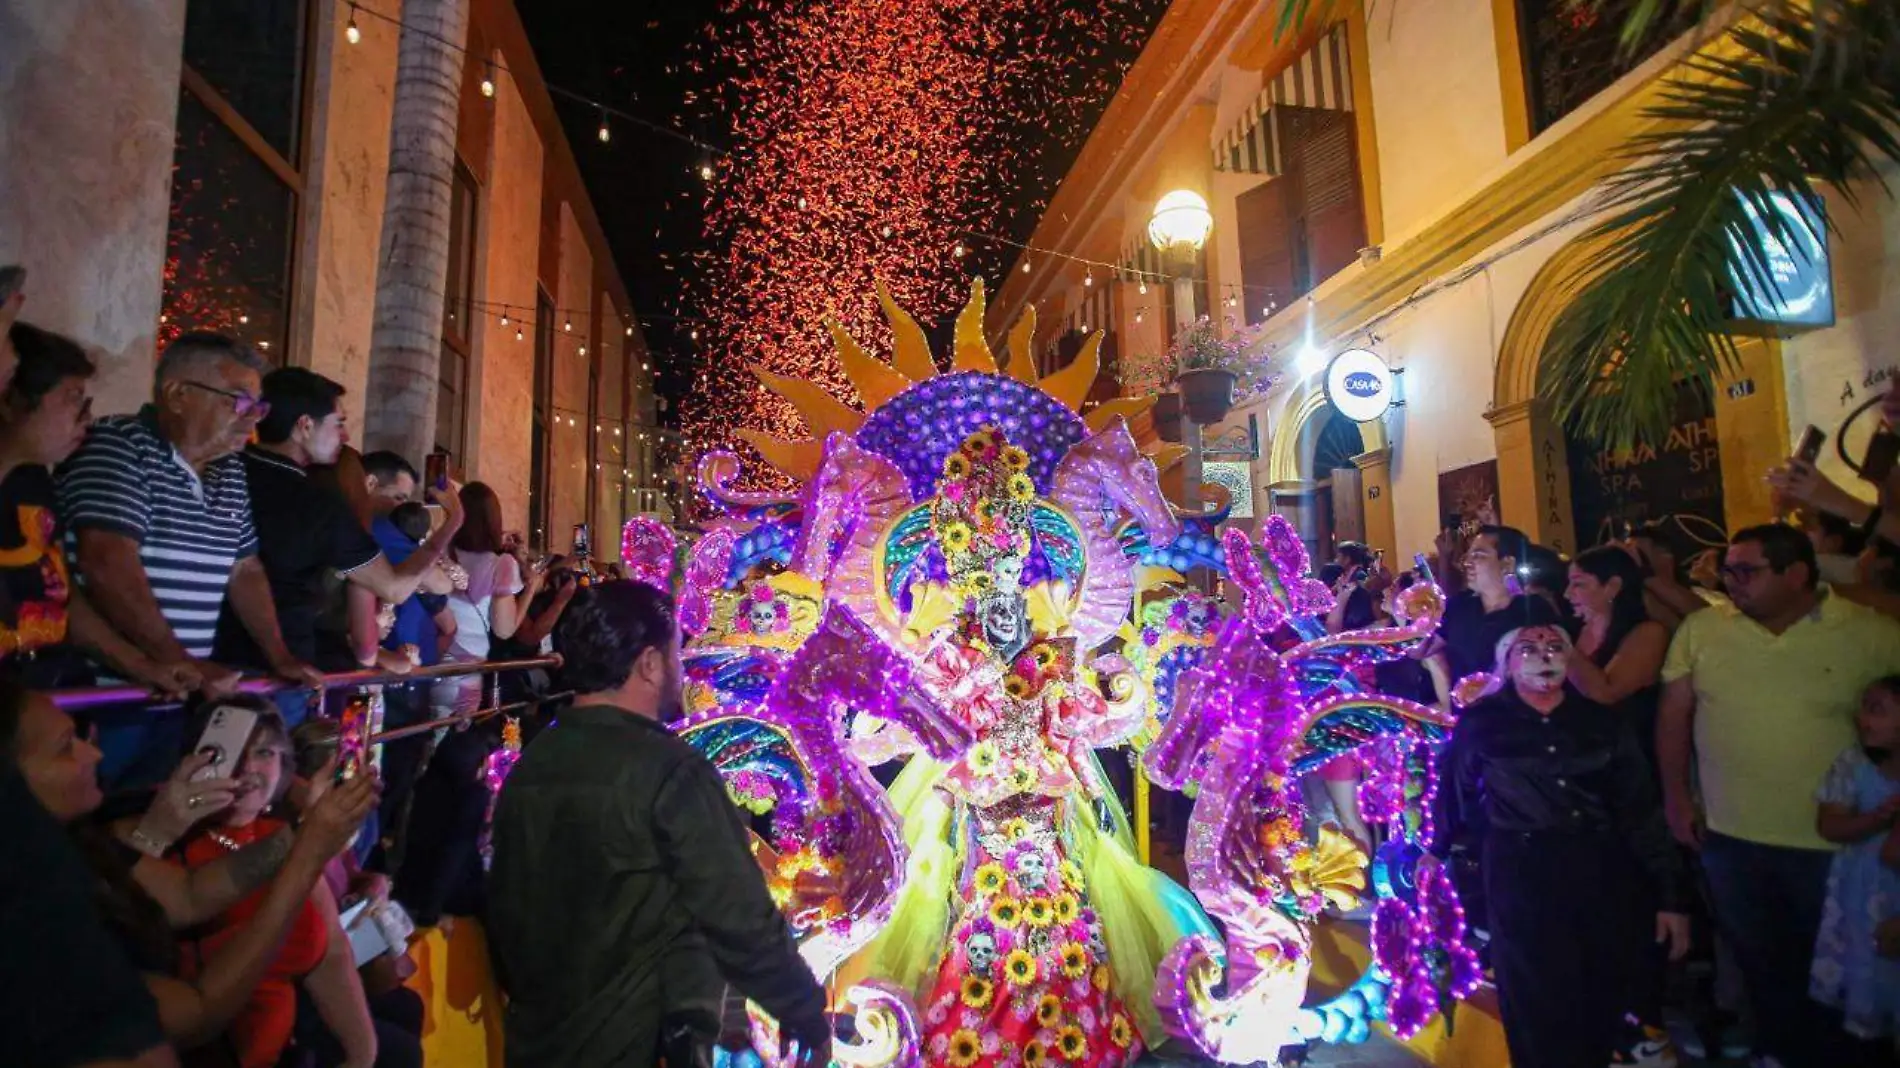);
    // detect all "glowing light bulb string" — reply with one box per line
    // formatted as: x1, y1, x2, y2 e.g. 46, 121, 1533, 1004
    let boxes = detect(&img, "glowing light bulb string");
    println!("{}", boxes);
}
340, 0, 727, 158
